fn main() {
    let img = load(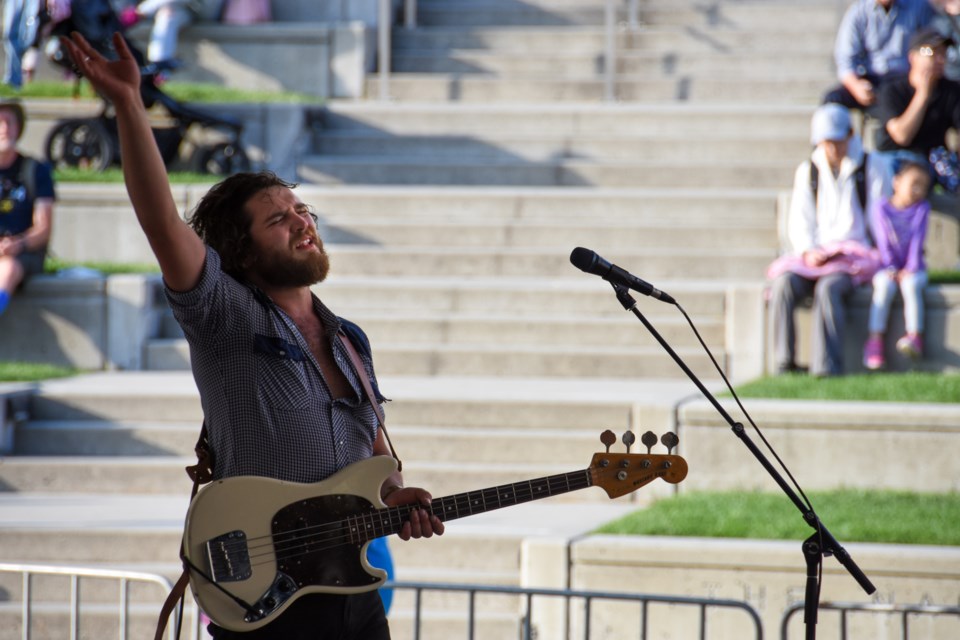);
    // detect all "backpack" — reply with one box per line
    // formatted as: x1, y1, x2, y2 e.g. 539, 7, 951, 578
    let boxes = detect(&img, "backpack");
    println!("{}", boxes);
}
809, 156, 867, 212
11, 155, 36, 203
